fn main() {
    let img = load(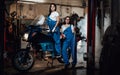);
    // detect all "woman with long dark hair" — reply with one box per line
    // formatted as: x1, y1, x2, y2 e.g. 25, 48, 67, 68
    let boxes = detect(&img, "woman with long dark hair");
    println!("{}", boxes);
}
46, 3, 61, 58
